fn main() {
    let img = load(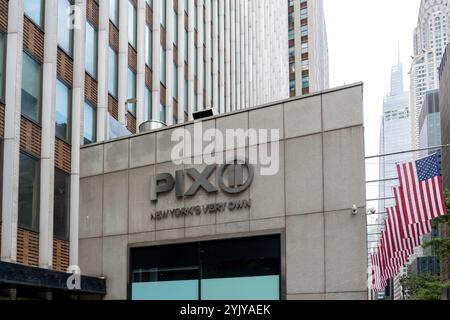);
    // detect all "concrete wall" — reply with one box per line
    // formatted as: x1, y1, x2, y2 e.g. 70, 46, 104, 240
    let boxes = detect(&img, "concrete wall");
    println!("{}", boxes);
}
79, 83, 367, 300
